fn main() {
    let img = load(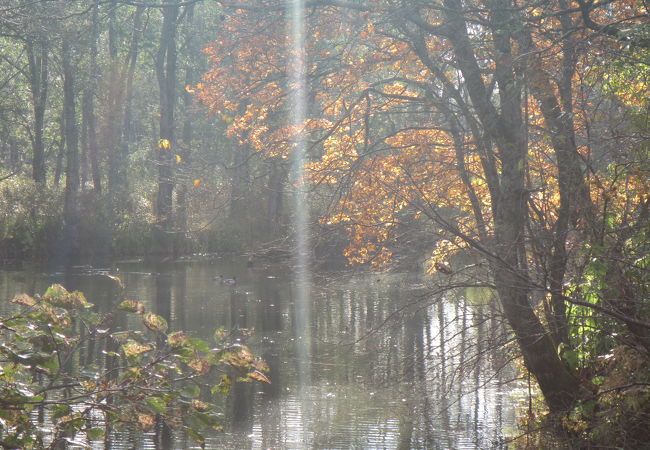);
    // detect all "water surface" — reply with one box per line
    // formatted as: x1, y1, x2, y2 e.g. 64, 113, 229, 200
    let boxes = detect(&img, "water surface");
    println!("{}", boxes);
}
0, 257, 523, 449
